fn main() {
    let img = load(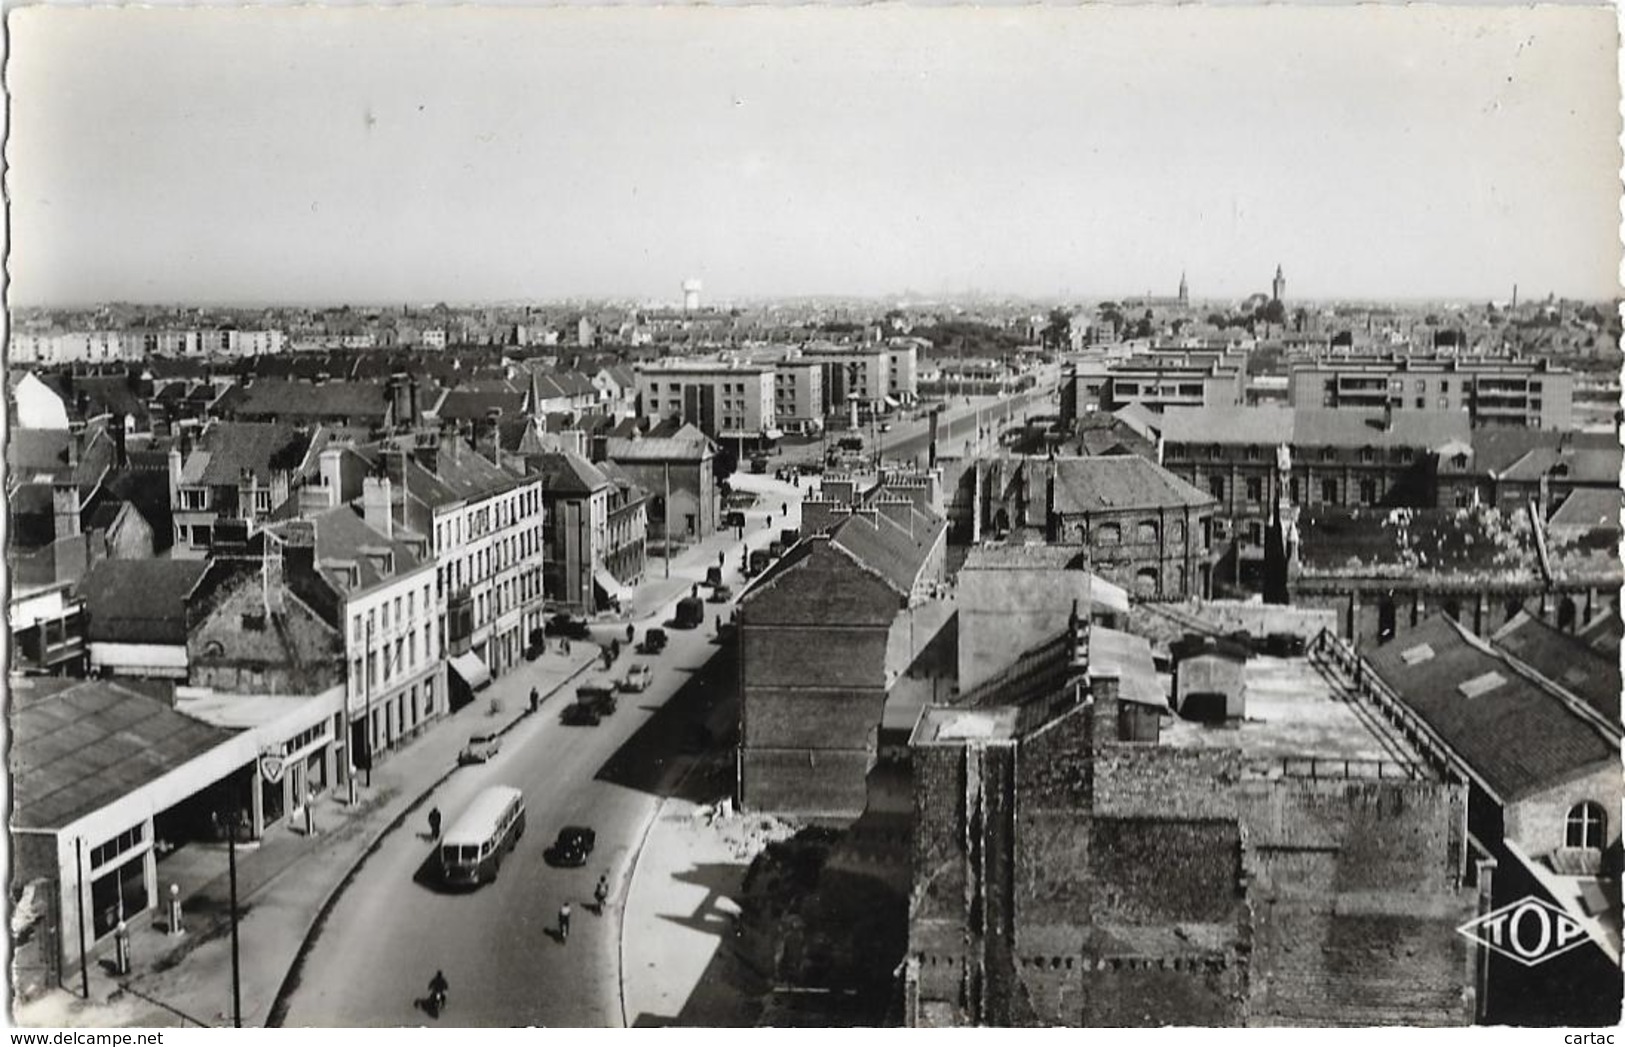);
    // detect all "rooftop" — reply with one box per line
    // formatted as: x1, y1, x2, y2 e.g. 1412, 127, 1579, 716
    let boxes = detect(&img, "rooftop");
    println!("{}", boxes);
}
76, 559, 211, 644
11, 676, 238, 830
911, 705, 1021, 747
1161, 653, 1432, 774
